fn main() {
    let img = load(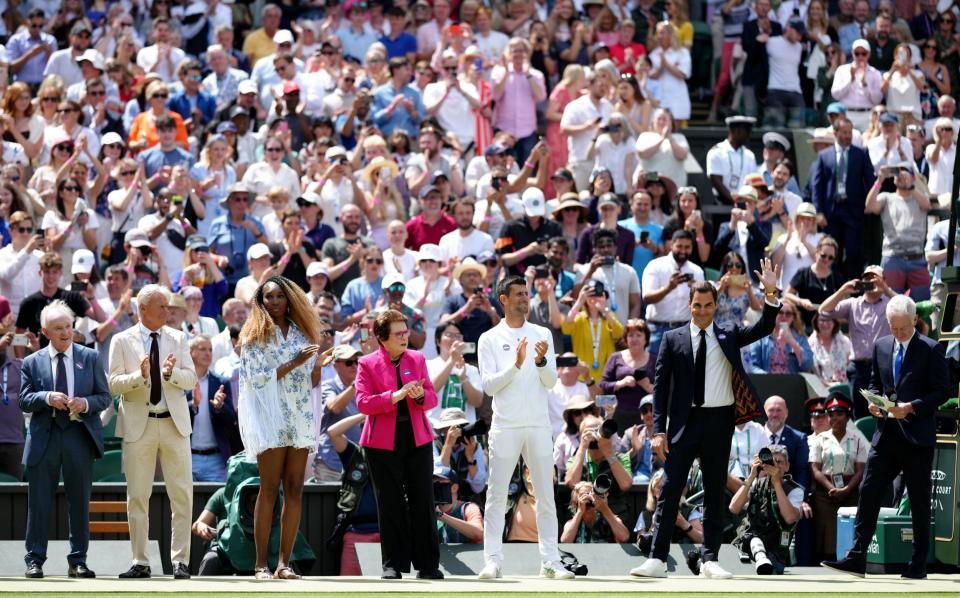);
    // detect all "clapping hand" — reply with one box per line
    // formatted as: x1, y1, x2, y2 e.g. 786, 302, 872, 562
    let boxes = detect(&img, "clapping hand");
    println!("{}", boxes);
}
534, 339, 549, 362
161, 353, 176, 379
140, 355, 151, 380
211, 384, 226, 410
515, 337, 528, 369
